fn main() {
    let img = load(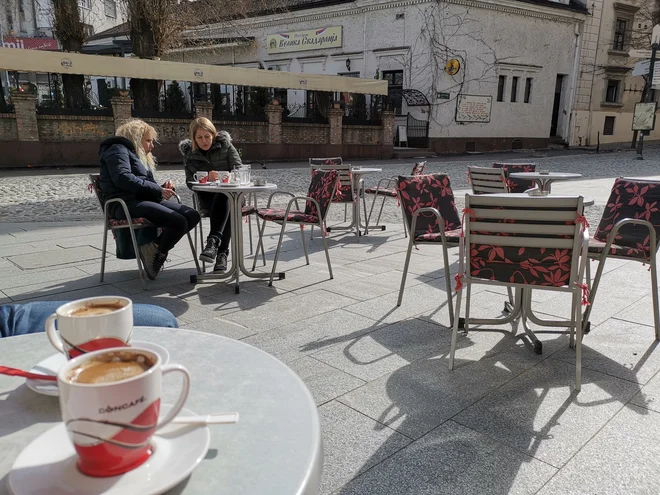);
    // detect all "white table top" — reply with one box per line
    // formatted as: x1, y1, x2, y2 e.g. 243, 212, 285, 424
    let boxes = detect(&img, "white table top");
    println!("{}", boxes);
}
0, 327, 322, 495
191, 182, 277, 193
508, 172, 582, 180
351, 167, 382, 174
